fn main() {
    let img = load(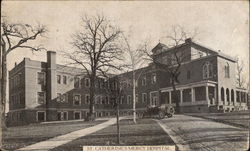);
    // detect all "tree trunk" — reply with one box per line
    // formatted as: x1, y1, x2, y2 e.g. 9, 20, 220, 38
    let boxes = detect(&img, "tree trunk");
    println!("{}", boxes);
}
171, 79, 180, 113
0, 42, 2, 149
116, 99, 120, 144
88, 75, 96, 121
132, 72, 136, 124
0, 52, 7, 148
